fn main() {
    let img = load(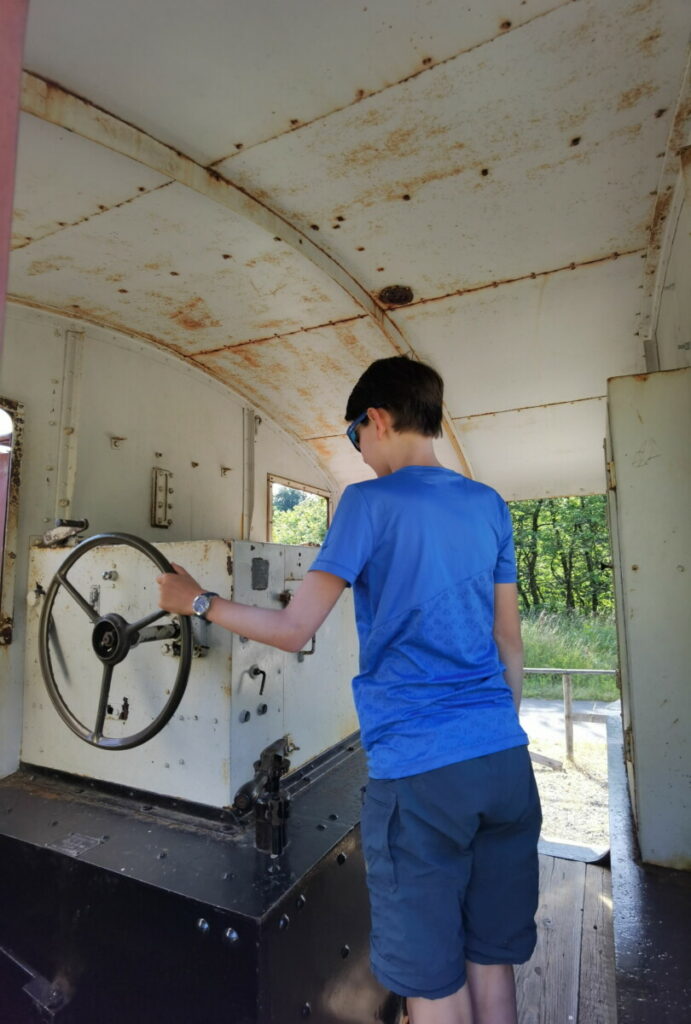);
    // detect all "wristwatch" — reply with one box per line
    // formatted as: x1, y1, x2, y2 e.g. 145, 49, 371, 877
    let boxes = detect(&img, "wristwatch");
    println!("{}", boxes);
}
191, 591, 219, 620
